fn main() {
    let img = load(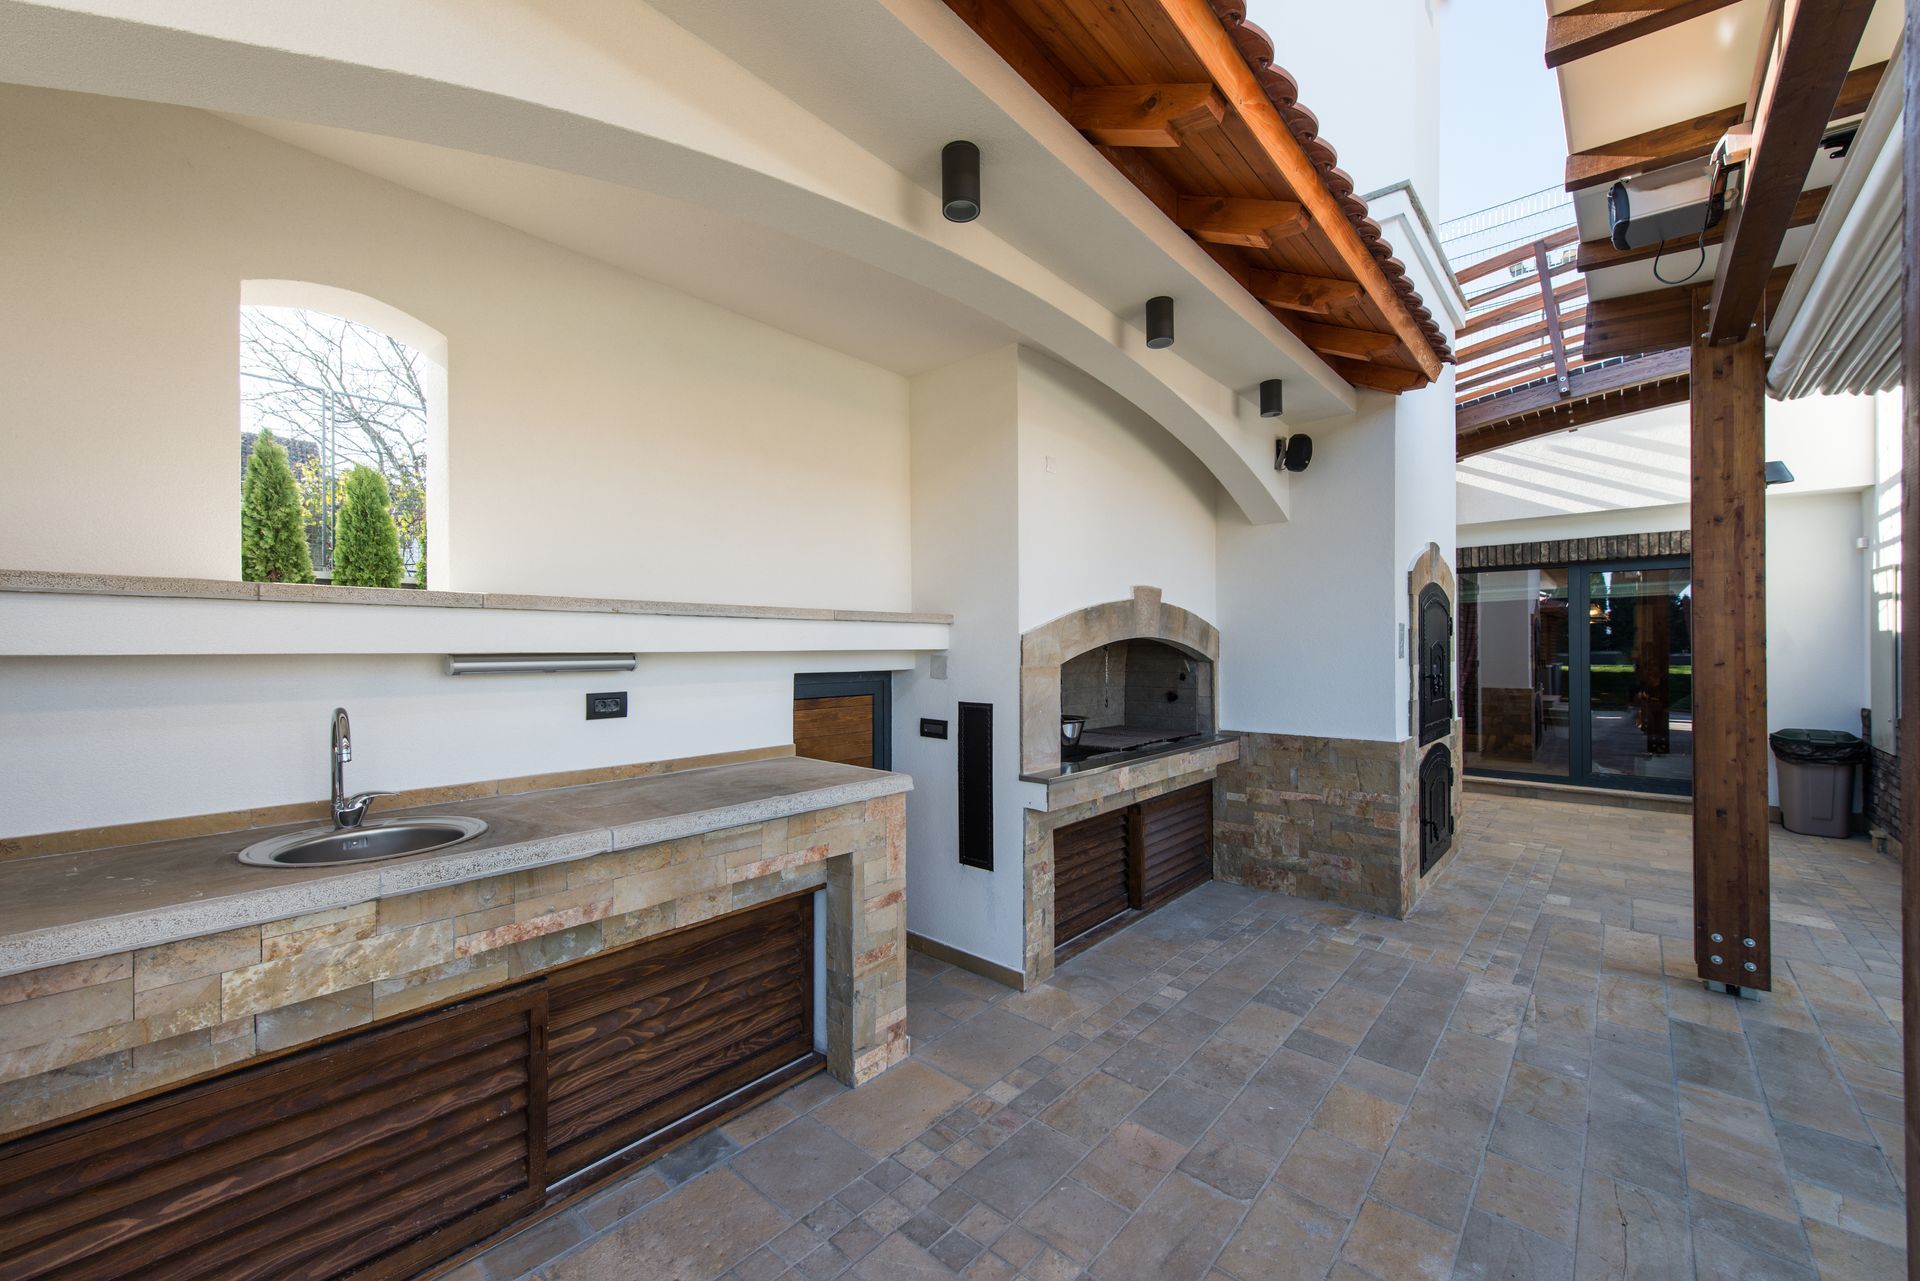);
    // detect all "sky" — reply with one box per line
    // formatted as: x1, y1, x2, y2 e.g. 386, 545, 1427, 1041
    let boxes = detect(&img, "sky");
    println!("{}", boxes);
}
1434, 0, 1569, 222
